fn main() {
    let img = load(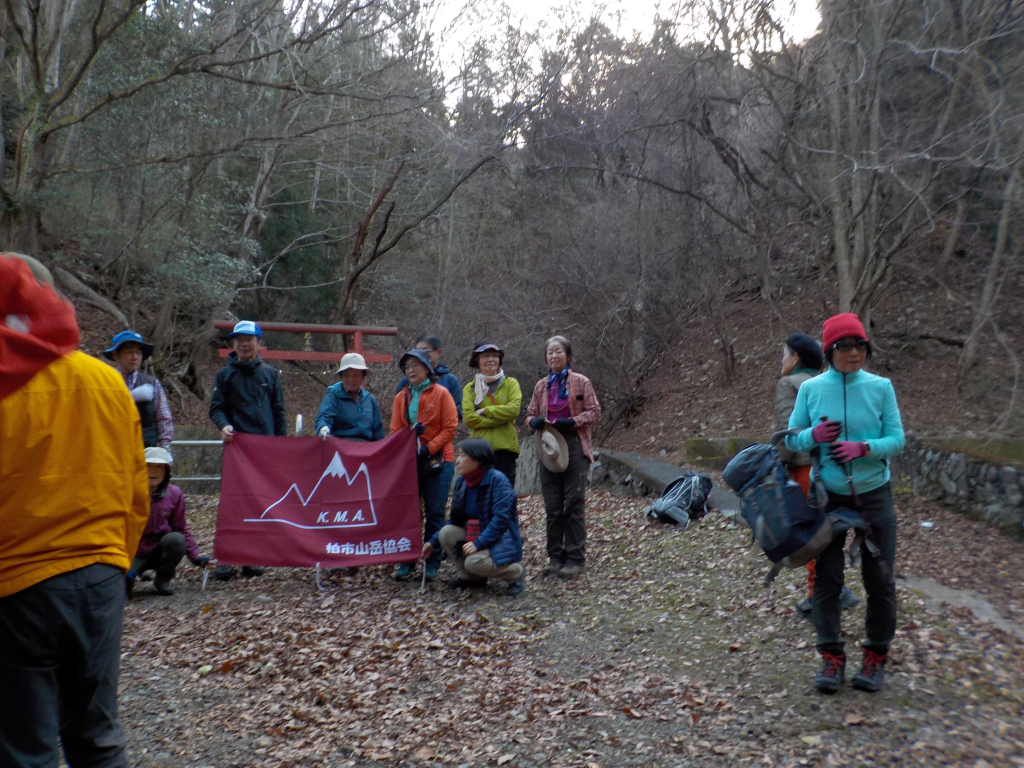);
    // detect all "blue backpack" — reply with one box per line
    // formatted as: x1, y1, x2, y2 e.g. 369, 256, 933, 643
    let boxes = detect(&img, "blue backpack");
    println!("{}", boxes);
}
723, 430, 869, 584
